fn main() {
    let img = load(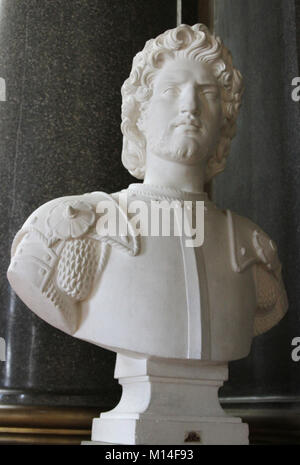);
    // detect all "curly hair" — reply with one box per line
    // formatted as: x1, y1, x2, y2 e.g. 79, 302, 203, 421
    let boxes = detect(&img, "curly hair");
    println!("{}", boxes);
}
121, 24, 244, 182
